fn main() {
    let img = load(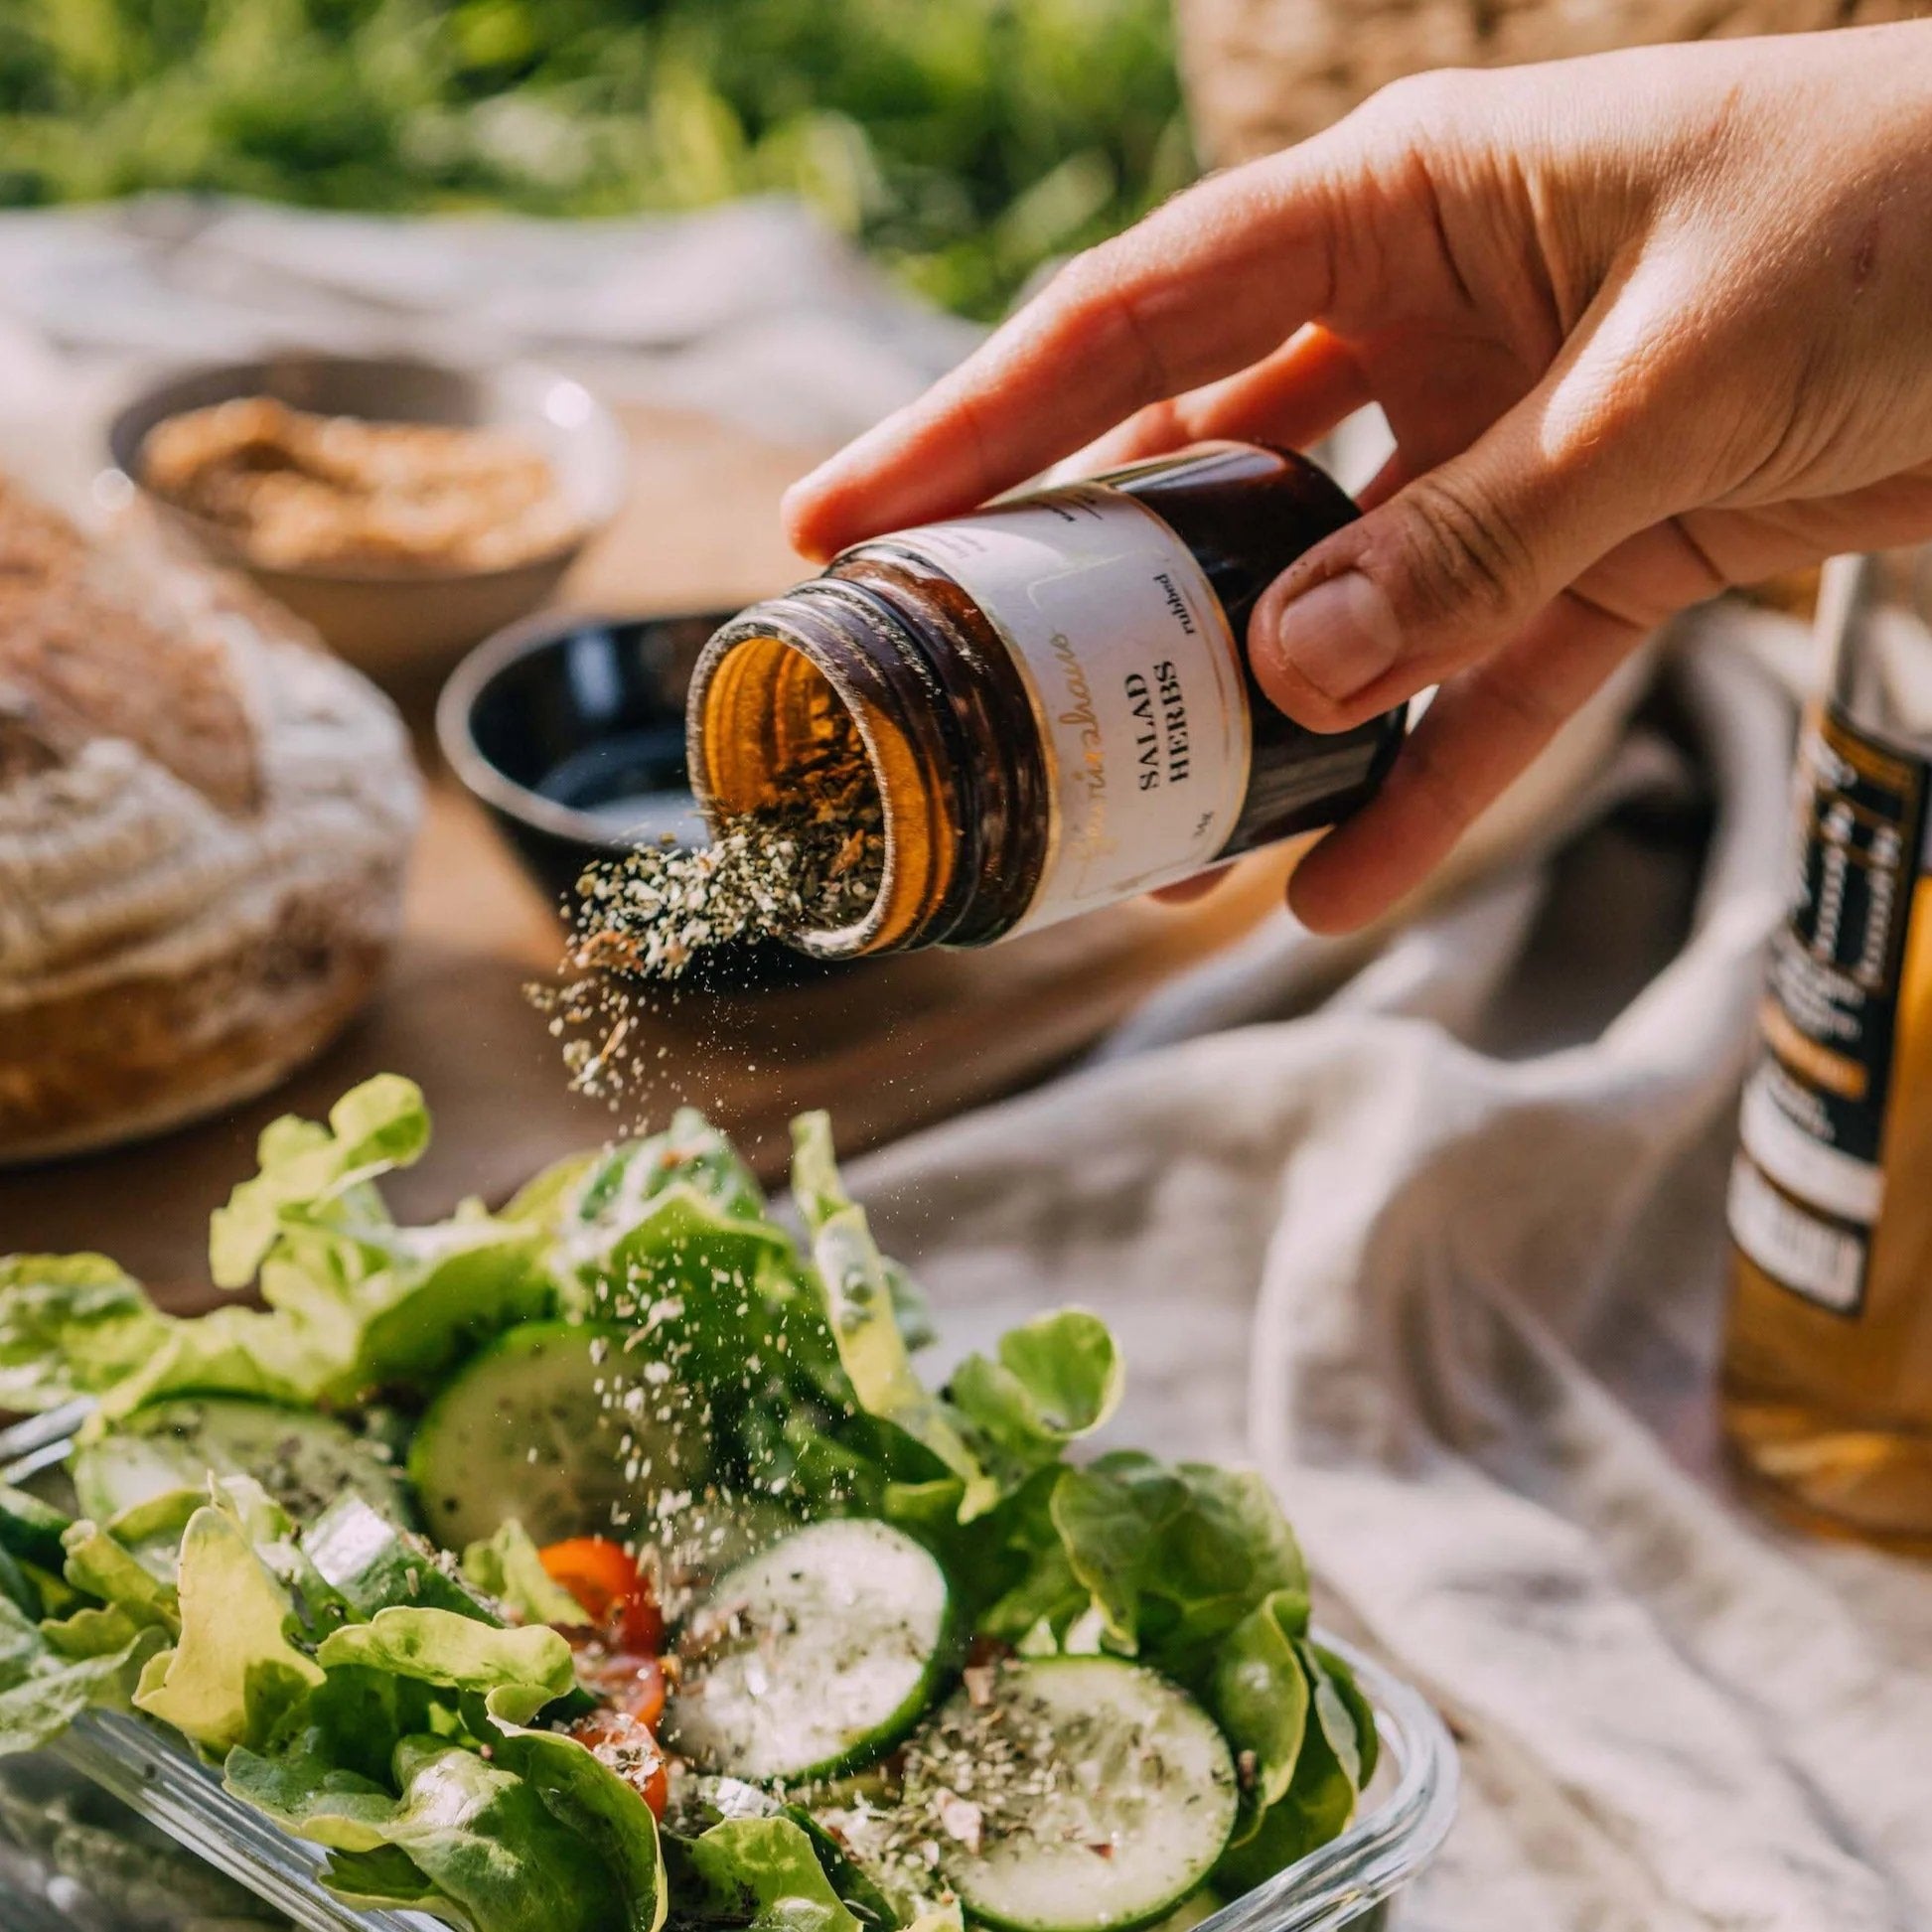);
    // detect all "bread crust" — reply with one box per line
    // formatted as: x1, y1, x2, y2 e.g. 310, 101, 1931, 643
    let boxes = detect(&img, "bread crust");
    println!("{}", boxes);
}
0, 481, 419, 1163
